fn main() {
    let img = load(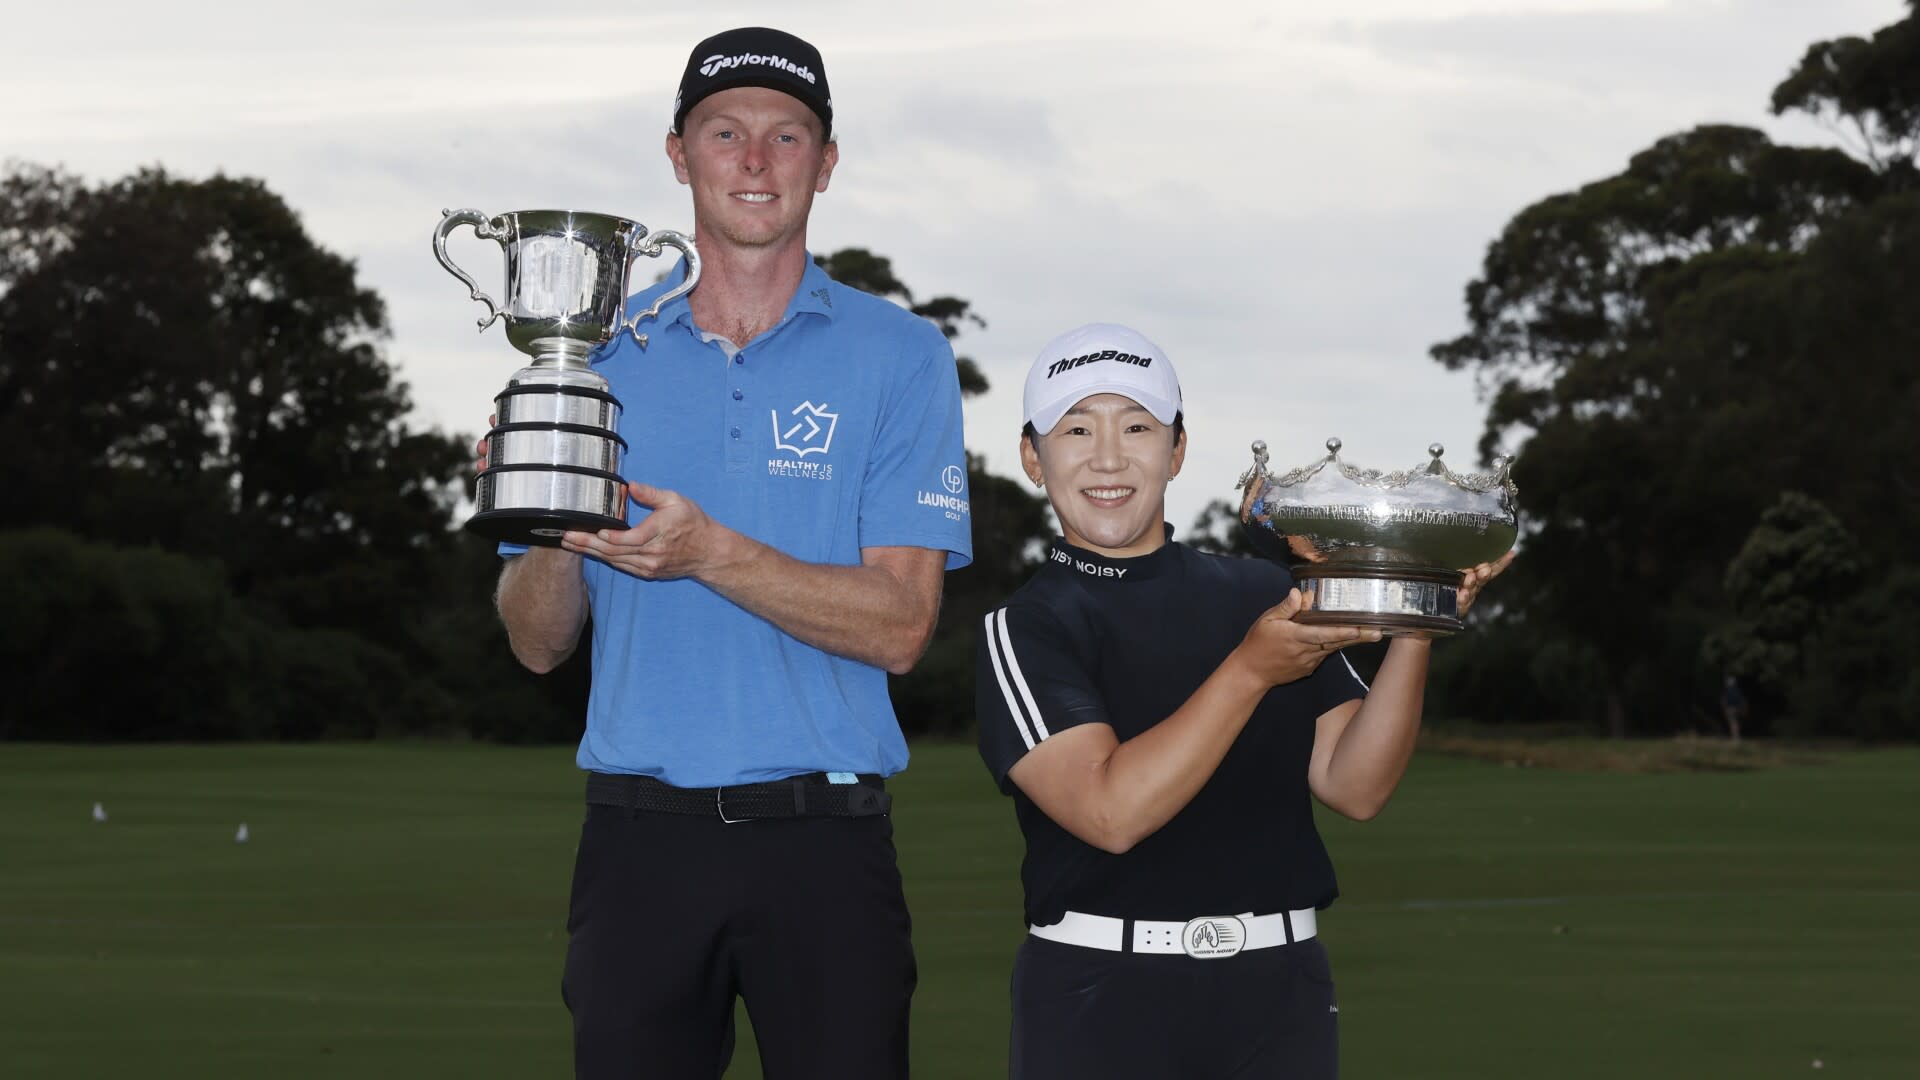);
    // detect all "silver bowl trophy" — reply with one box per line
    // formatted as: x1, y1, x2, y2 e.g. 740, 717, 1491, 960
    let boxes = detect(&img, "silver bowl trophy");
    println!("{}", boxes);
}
432, 208, 701, 546
1237, 438, 1519, 636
